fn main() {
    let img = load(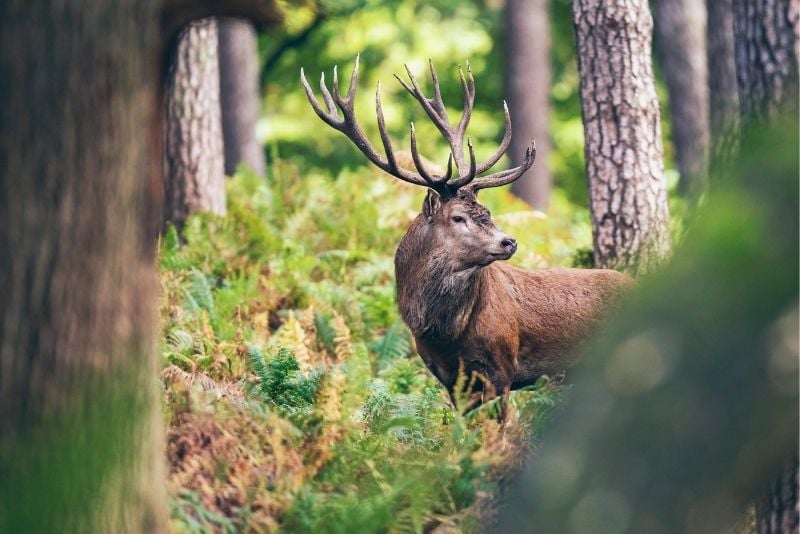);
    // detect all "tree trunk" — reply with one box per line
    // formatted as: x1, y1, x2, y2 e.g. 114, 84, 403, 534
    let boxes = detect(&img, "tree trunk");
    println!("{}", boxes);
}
218, 18, 266, 177
733, 0, 800, 122
505, 0, 552, 211
706, 0, 740, 181
165, 18, 226, 229
653, 0, 710, 200
755, 459, 800, 533
573, 0, 672, 275
0, 2, 166, 531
